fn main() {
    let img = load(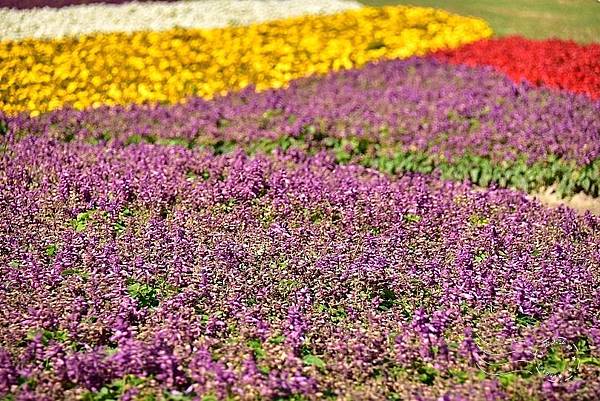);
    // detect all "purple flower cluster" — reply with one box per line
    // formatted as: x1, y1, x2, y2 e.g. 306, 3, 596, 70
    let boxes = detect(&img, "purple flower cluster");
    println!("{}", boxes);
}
1, 130, 599, 399
5, 57, 599, 166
